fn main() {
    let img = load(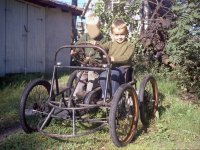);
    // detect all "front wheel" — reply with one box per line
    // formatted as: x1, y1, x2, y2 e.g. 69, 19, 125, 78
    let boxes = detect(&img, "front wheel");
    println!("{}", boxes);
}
109, 84, 139, 147
19, 79, 52, 133
139, 75, 158, 126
